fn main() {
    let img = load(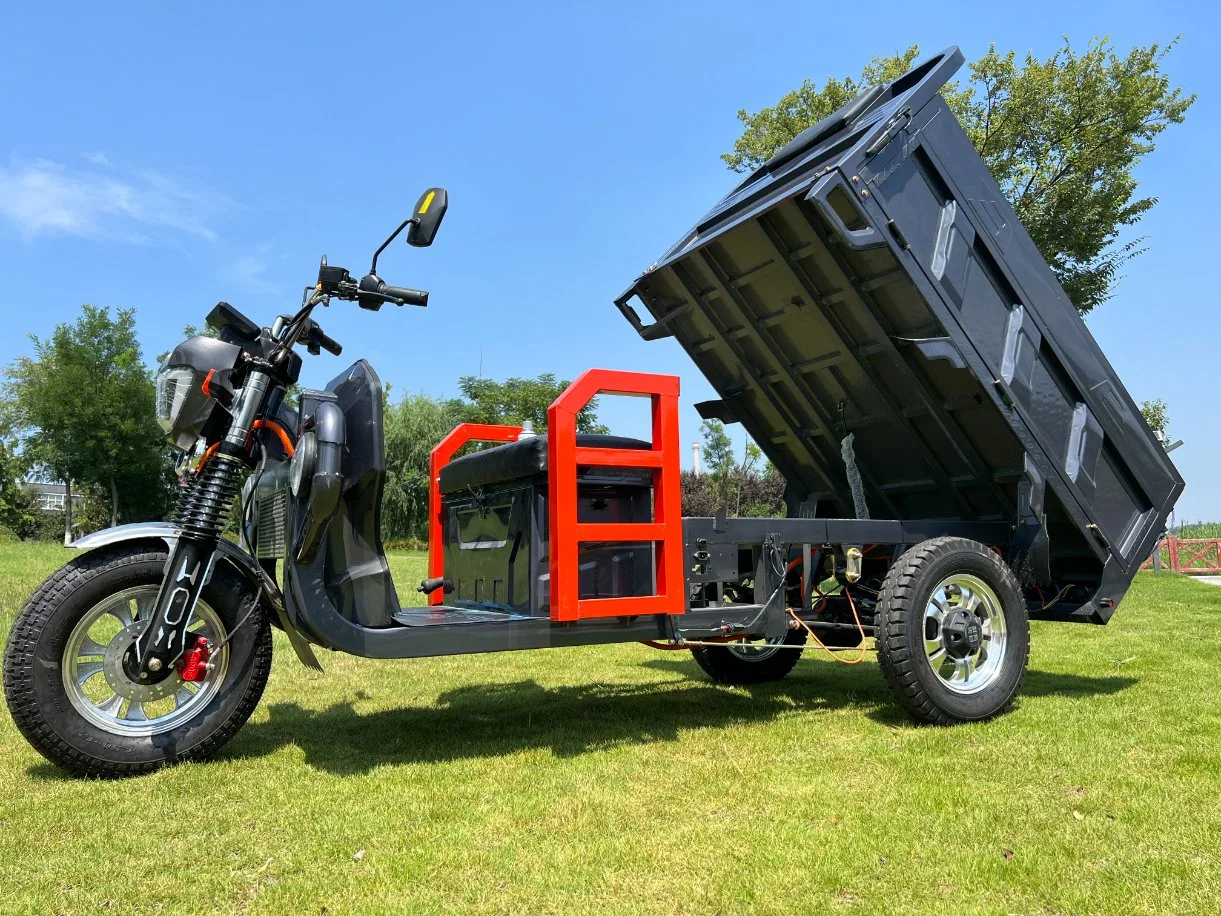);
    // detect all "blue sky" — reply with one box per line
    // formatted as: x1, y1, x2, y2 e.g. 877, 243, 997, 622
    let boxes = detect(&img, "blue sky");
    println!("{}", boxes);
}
1, 1, 1218, 520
